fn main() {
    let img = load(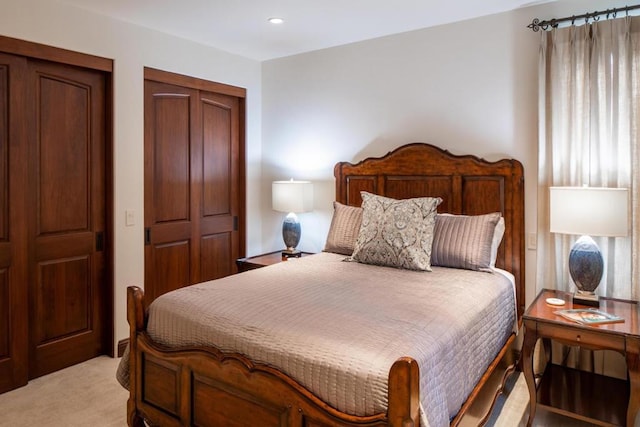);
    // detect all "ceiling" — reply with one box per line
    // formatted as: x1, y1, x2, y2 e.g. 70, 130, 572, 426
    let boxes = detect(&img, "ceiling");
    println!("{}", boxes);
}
57, 0, 551, 61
